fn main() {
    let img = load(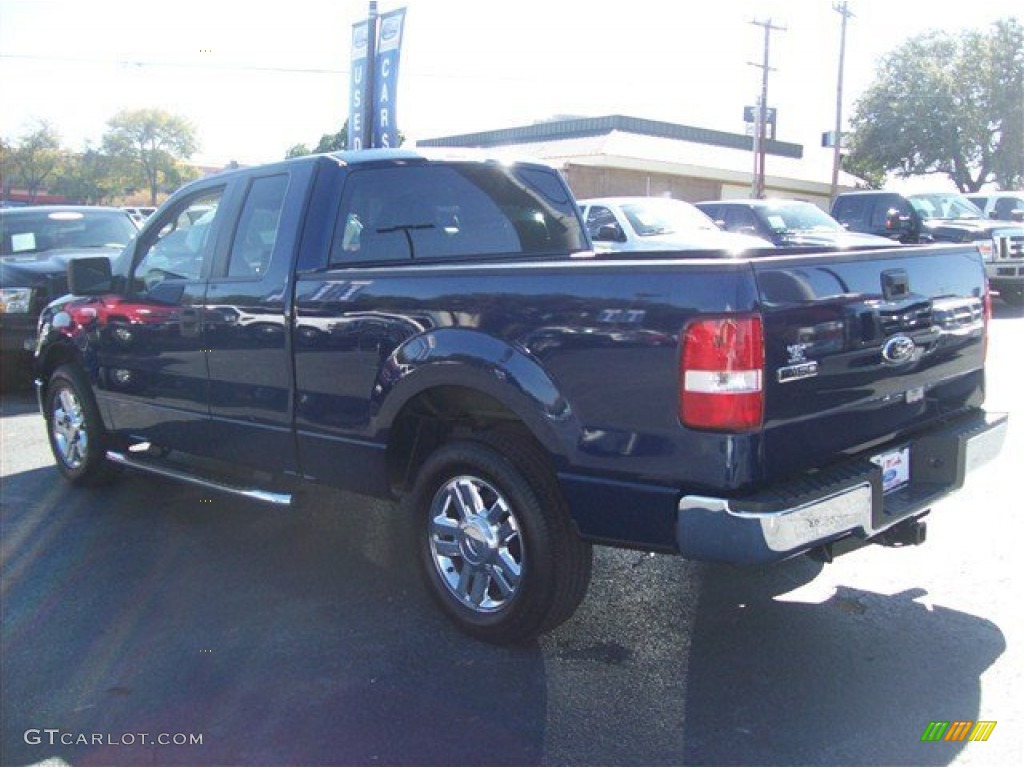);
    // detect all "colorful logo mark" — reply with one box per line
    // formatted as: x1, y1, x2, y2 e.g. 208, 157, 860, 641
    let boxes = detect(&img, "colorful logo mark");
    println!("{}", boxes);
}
921, 721, 996, 742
